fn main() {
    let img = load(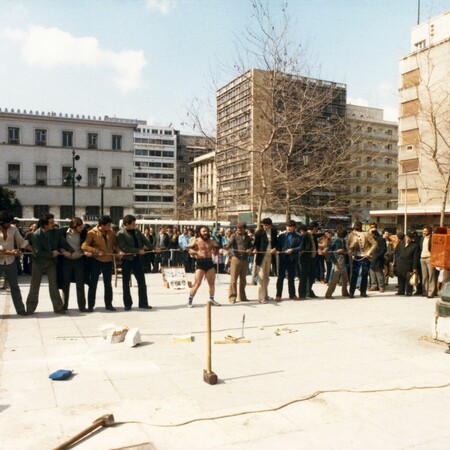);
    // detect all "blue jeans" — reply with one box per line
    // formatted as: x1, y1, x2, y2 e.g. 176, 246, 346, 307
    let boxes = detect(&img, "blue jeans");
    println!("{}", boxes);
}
350, 257, 371, 296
